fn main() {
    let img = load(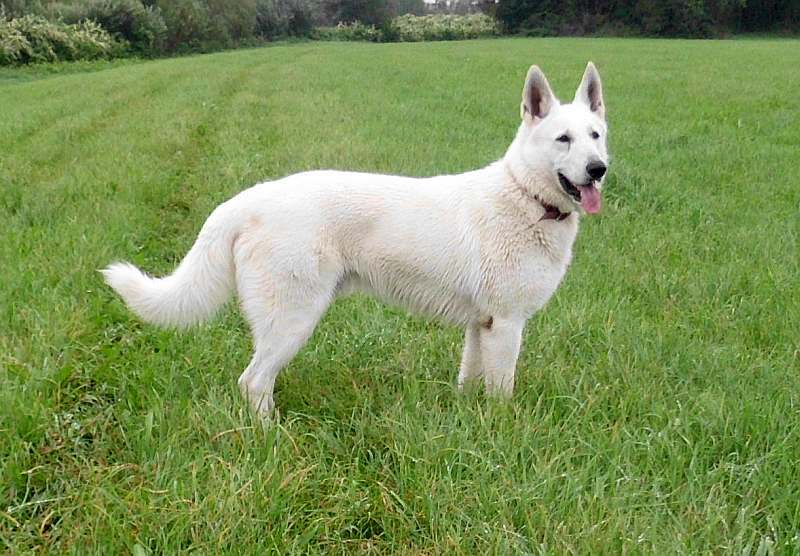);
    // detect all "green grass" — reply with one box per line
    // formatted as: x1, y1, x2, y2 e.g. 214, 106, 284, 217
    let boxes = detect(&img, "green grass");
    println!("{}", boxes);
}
1, 37, 799, 553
